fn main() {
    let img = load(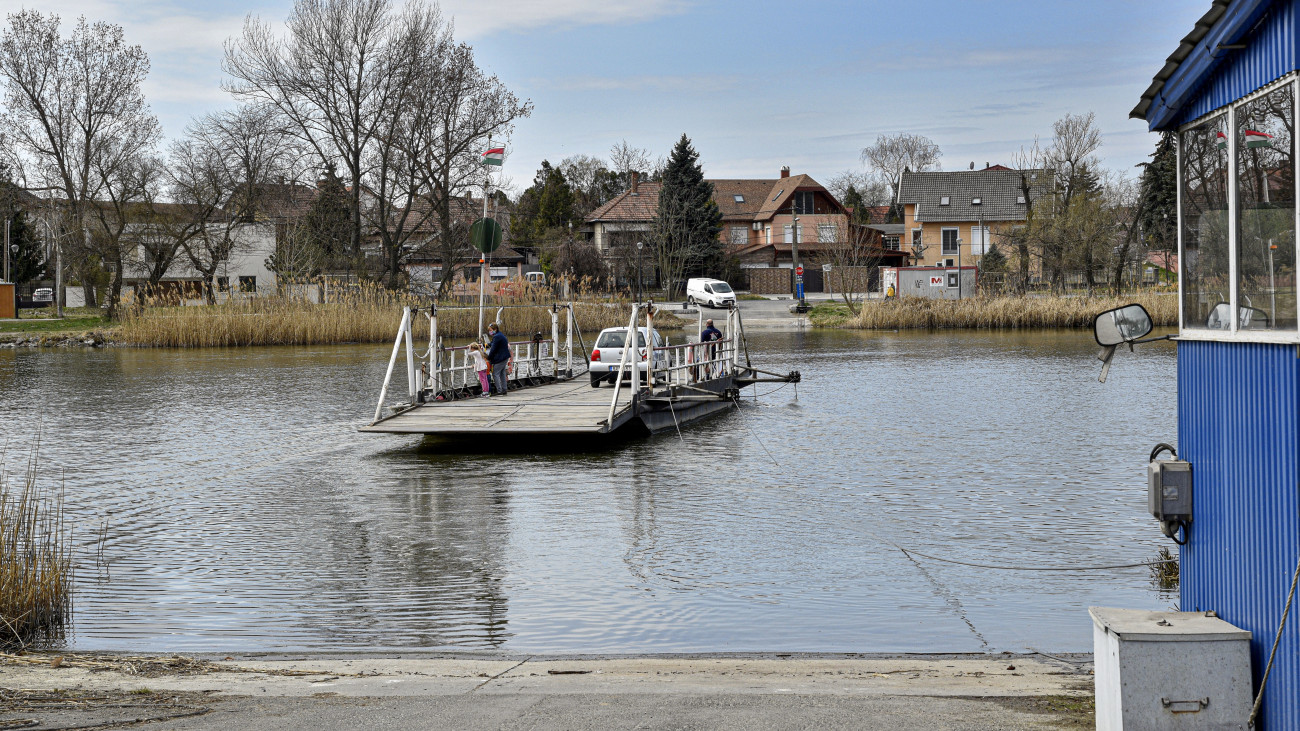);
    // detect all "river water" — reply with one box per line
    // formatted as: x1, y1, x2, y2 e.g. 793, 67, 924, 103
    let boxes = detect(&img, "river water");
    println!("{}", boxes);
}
0, 329, 1177, 653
